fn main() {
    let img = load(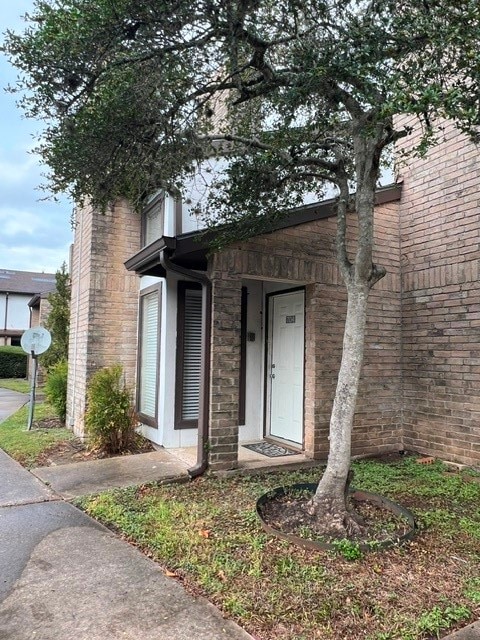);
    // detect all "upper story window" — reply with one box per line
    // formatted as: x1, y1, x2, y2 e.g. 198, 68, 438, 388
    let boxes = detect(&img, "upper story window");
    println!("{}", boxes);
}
142, 192, 165, 247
